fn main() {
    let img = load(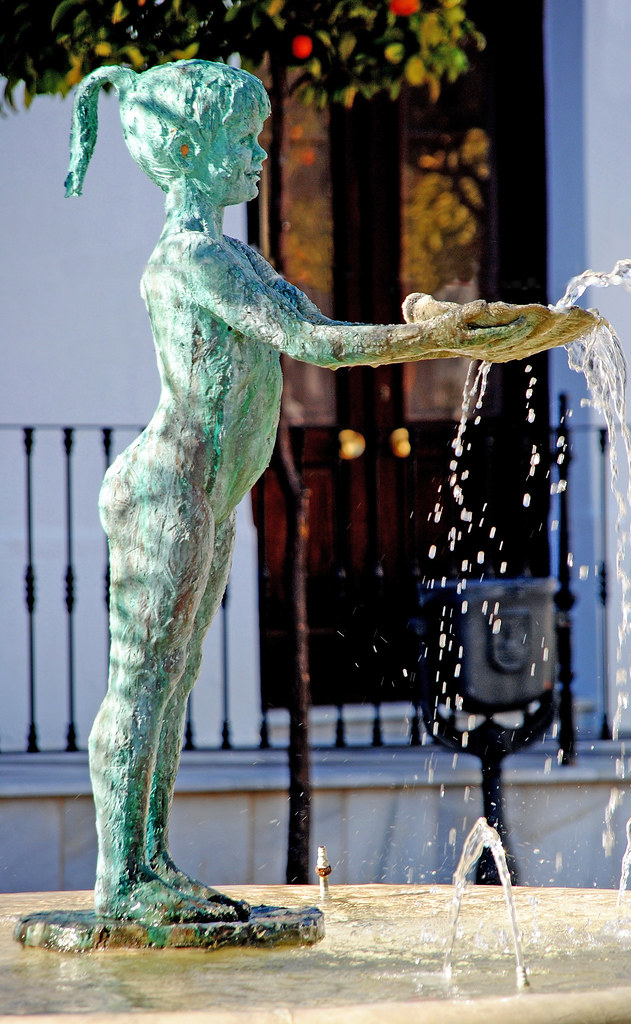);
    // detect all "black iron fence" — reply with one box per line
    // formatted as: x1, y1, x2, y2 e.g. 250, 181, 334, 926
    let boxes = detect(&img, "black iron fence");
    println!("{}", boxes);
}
0, 410, 614, 753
